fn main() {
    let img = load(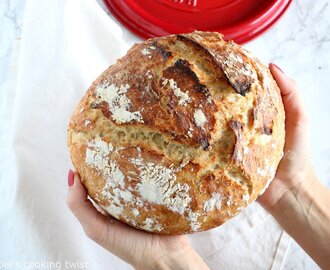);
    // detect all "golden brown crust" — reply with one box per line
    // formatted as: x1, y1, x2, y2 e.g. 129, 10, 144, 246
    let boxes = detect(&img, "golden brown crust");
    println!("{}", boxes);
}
68, 31, 285, 234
